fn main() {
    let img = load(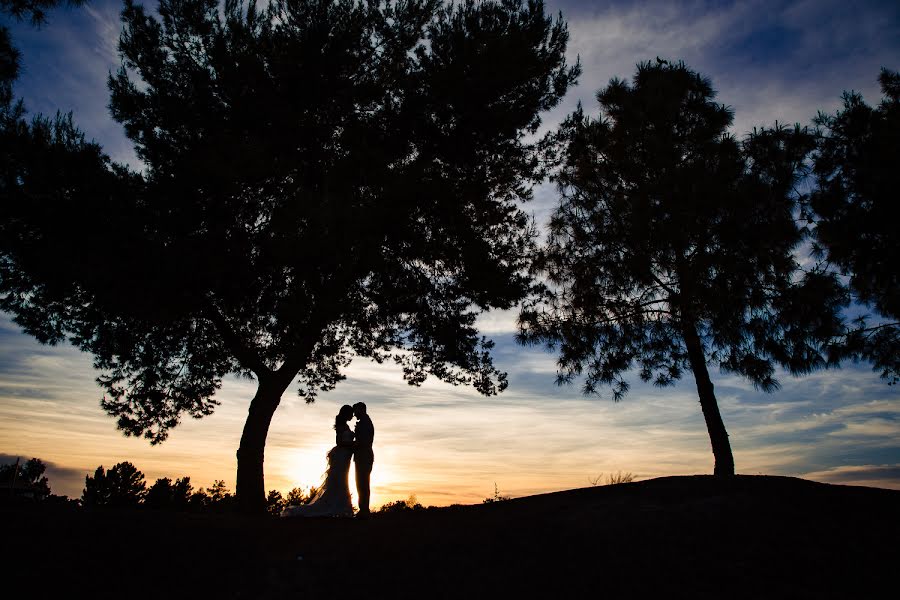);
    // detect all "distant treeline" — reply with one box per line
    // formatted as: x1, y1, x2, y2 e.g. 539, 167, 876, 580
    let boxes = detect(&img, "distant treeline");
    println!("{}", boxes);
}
1, 457, 318, 515
2, 457, 526, 513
